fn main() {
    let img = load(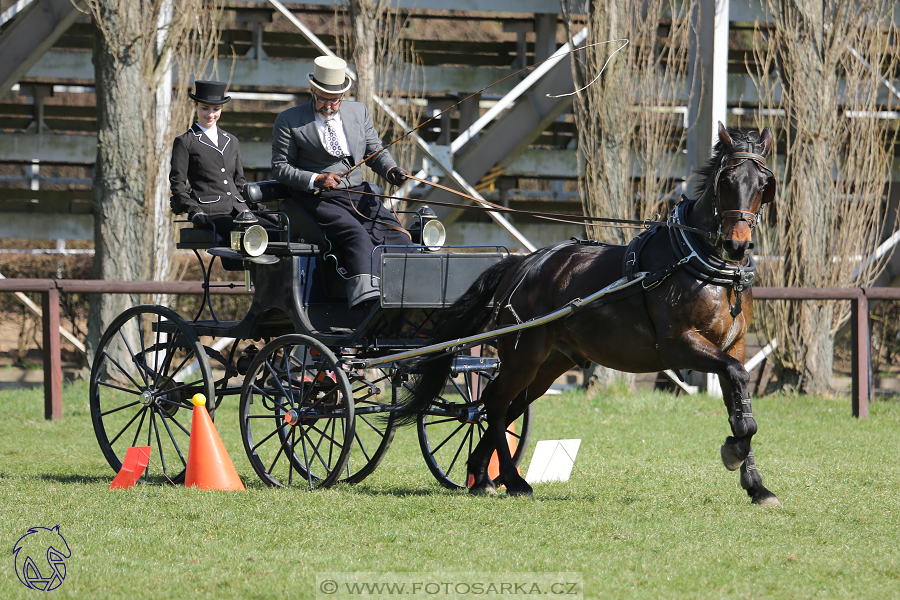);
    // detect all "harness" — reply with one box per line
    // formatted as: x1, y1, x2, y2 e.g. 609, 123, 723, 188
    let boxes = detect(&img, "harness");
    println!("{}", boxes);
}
487, 146, 772, 347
